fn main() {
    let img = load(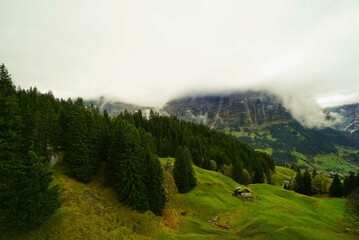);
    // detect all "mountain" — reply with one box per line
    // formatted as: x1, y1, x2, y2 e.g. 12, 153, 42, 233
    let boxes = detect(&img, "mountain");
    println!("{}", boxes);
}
163, 91, 359, 171
85, 96, 156, 117
163, 91, 291, 130
329, 103, 359, 140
